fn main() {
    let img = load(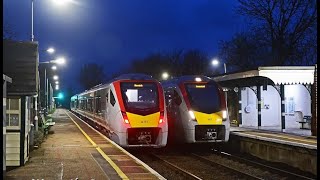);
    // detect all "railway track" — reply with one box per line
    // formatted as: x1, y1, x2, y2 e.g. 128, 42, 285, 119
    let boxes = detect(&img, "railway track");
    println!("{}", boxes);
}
189, 153, 263, 180
148, 153, 202, 180
204, 149, 316, 180
131, 150, 261, 180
